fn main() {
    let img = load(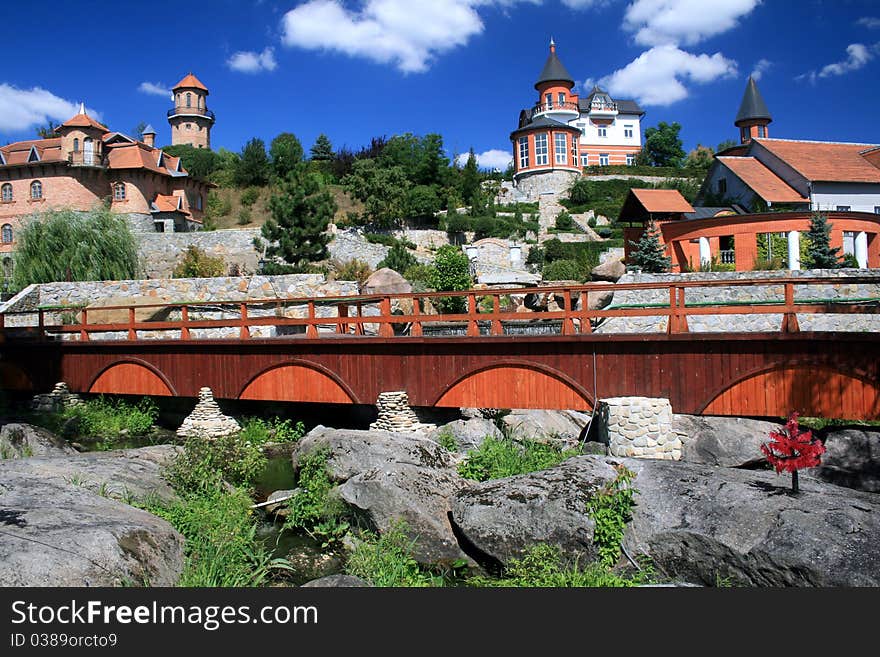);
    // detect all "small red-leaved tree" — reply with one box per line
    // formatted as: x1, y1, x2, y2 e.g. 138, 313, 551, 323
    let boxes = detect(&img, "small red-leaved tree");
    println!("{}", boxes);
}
761, 412, 826, 493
